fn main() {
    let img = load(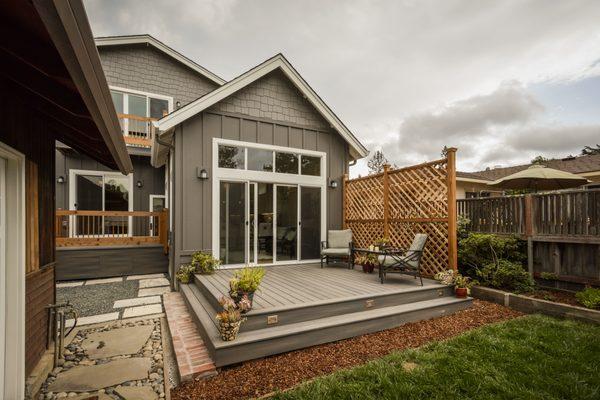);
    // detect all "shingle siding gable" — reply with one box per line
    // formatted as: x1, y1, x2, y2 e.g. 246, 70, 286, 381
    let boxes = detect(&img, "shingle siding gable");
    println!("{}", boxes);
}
208, 69, 329, 130
99, 44, 219, 106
